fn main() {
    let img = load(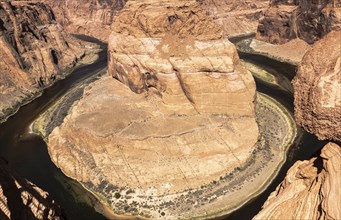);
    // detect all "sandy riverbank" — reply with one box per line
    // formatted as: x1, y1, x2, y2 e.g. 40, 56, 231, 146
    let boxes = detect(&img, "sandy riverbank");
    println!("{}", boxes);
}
236, 38, 310, 65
